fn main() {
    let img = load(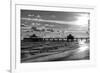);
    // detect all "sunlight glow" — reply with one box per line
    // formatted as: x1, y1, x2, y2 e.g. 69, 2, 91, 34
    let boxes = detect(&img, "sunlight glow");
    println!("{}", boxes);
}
78, 40, 86, 45
78, 45, 88, 52
78, 40, 88, 52
75, 14, 89, 26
